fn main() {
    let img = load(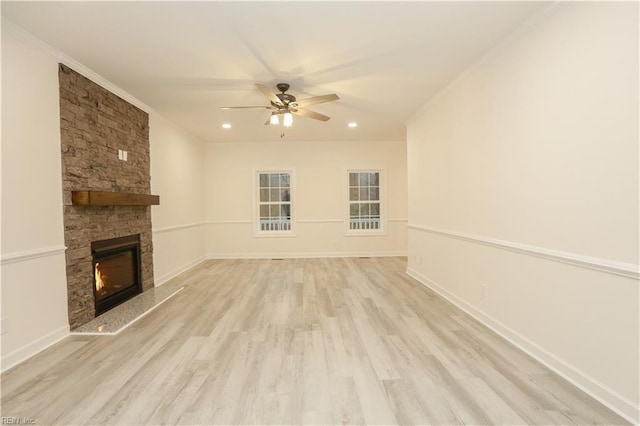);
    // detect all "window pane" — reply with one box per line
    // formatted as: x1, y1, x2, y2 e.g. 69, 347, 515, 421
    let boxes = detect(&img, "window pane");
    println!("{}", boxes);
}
260, 204, 270, 218
349, 188, 359, 201
259, 172, 293, 233
359, 188, 369, 201
370, 187, 379, 201
348, 171, 382, 232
